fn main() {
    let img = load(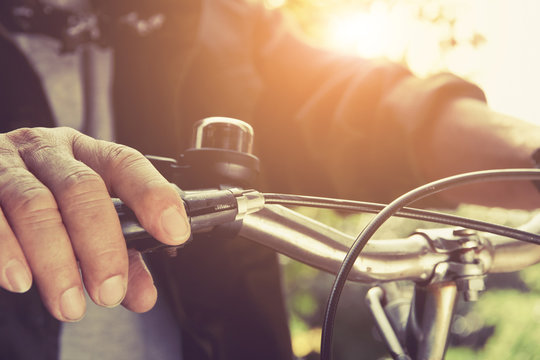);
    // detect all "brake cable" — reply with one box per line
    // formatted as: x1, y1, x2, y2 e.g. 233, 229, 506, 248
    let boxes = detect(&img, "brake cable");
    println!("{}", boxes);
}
264, 193, 540, 245
319, 168, 540, 360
